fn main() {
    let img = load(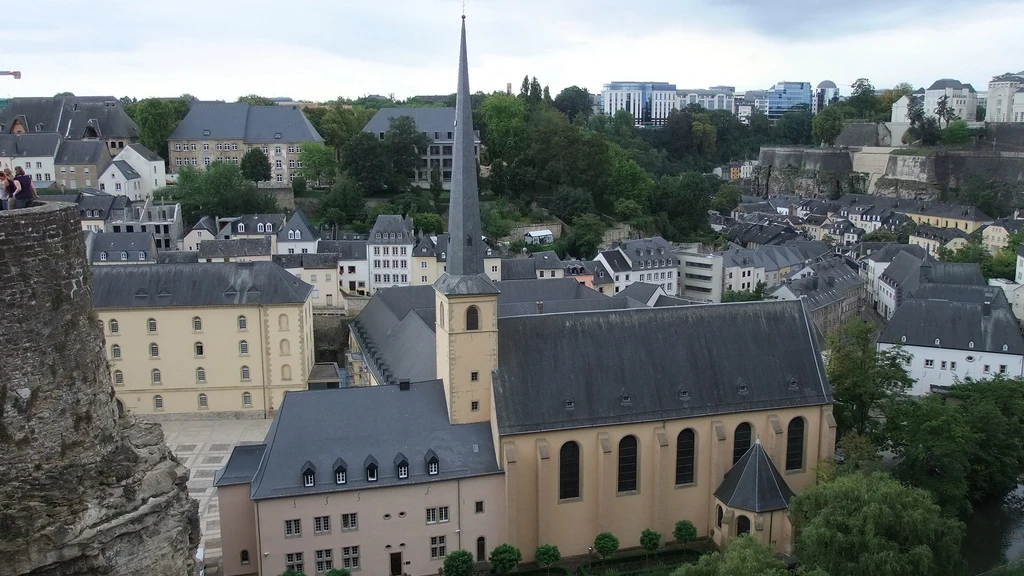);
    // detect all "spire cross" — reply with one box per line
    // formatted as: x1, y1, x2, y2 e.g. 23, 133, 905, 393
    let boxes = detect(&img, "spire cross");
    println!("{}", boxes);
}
462, 0, 466, 16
